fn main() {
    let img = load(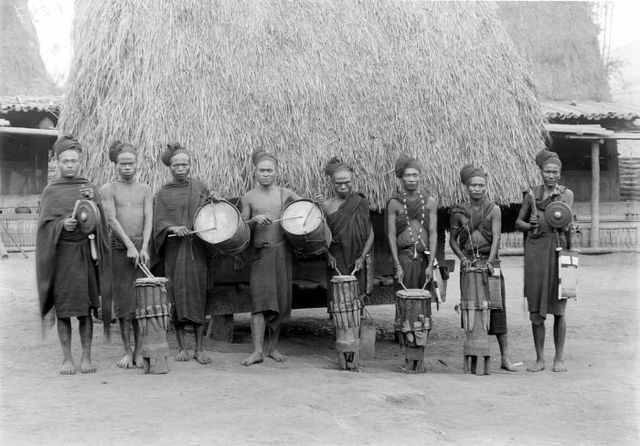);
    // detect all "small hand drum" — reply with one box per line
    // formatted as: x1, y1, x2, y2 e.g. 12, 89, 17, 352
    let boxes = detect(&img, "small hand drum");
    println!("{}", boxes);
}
75, 200, 101, 234
544, 201, 572, 229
